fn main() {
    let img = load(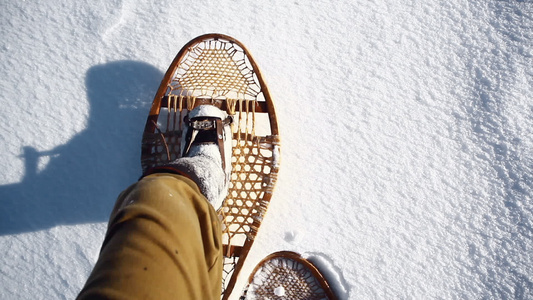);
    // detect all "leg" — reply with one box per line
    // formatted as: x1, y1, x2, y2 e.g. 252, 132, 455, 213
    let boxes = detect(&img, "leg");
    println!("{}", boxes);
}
77, 173, 222, 299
